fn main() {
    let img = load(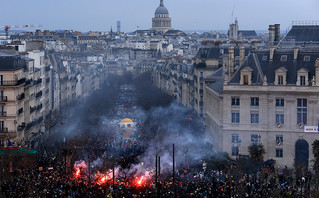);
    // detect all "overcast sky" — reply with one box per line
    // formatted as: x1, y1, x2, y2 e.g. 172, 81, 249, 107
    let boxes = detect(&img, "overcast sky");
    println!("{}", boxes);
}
1, 0, 318, 33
